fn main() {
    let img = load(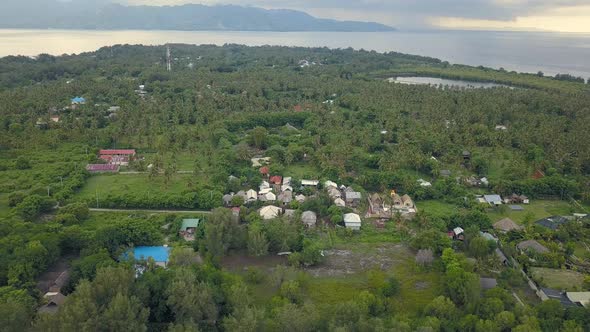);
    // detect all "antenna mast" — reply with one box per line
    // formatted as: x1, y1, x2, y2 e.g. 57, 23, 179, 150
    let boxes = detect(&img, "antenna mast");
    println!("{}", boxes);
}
166, 46, 172, 72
